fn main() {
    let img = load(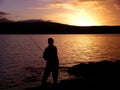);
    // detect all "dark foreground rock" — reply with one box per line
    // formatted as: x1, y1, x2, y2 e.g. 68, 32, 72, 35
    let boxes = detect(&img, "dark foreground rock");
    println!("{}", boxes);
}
67, 60, 120, 89
26, 60, 120, 90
